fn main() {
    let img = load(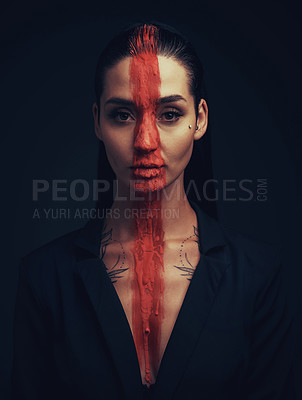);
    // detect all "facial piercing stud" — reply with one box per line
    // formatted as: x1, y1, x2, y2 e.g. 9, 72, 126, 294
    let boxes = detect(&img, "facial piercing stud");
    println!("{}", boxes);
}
188, 125, 192, 129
